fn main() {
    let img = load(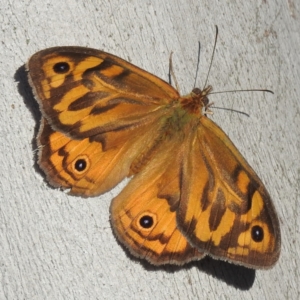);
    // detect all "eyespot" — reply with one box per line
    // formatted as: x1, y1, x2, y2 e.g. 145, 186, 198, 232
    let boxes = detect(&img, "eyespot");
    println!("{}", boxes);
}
137, 212, 157, 231
251, 225, 264, 242
139, 215, 154, 229
75, 159, 86, 171
72, 155, 90, 175
53, 62, 70, 74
